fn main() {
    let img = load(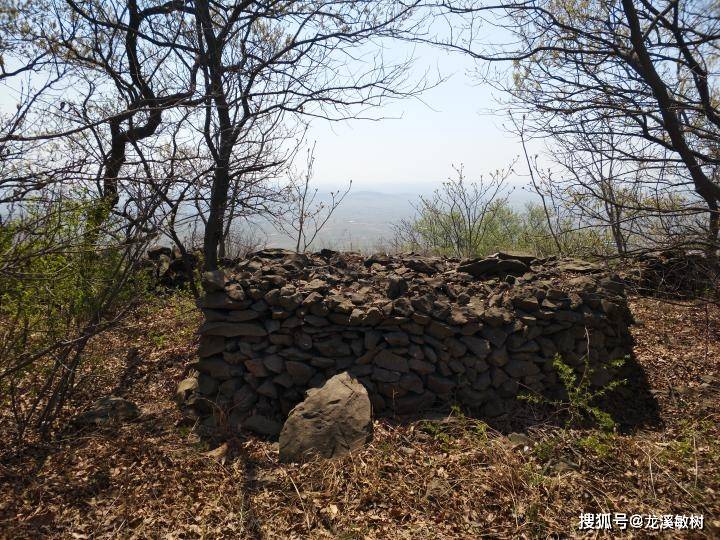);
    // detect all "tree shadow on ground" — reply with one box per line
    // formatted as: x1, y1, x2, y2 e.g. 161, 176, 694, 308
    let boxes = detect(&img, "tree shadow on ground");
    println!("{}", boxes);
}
227, 440, 265, 540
